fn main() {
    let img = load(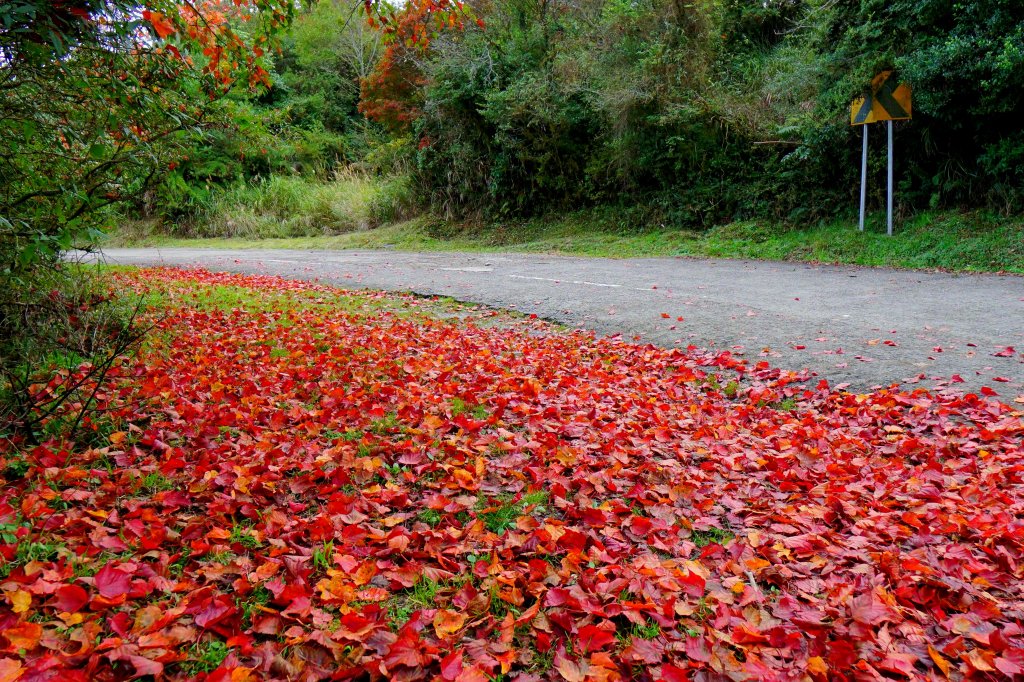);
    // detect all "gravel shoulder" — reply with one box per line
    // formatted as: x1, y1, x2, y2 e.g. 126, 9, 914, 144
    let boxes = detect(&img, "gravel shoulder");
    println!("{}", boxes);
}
89, 248, 1024, 396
